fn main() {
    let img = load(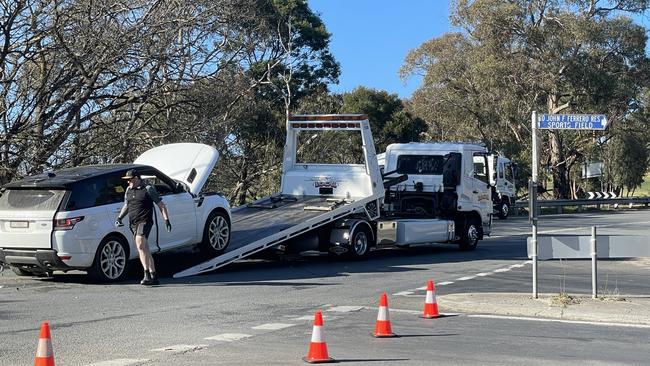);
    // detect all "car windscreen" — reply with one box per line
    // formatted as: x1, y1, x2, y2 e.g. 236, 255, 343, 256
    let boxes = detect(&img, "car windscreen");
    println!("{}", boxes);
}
396, 155, 444, 175
0, 189, 66, 211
